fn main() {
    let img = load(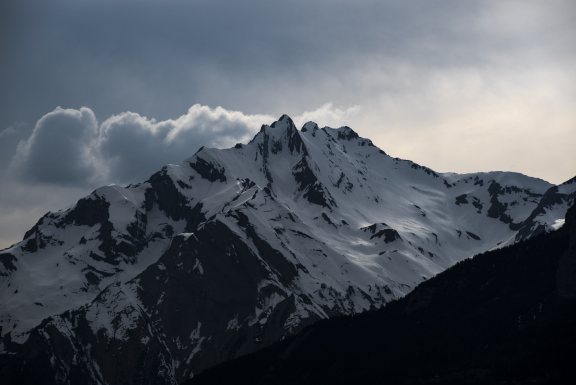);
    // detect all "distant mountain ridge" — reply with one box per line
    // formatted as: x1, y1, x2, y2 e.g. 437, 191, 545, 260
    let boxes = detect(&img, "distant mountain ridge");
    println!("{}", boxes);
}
1, 115, 574, 384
